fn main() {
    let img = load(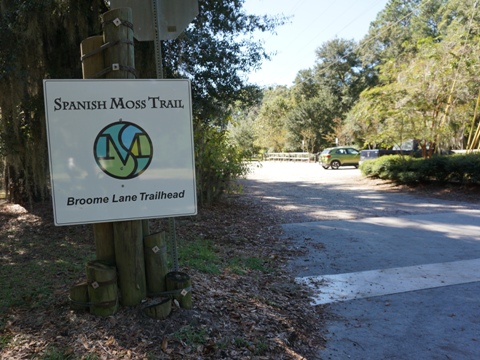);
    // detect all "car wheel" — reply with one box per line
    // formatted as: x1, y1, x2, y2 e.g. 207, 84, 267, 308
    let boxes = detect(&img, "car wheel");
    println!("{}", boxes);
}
322, 165, 329, 169
355, 165, 359, 169
331, 160, 340, 169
